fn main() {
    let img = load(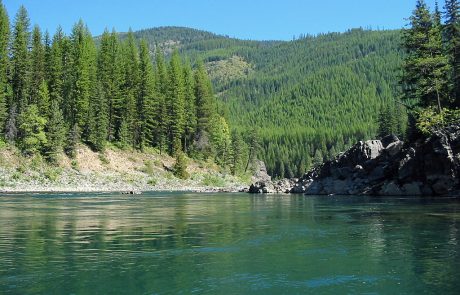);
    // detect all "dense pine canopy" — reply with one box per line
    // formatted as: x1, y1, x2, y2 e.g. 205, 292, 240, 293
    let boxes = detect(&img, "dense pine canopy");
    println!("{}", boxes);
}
3, 1, 458, 179
141, 28, 405, 178
0, 2, 250, 176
